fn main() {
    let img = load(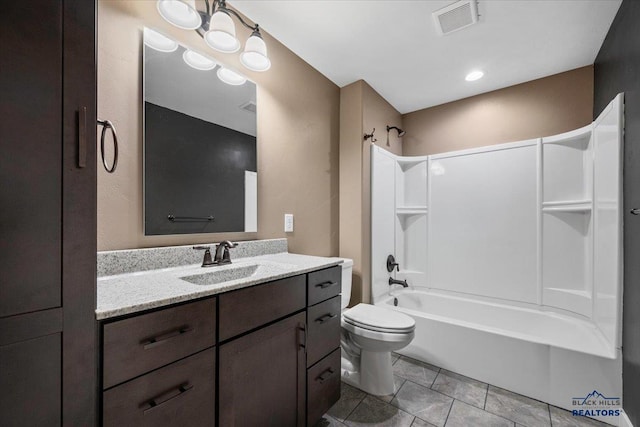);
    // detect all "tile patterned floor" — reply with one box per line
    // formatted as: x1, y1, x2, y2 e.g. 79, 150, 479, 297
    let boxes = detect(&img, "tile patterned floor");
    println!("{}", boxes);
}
315, 355, 611, 427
